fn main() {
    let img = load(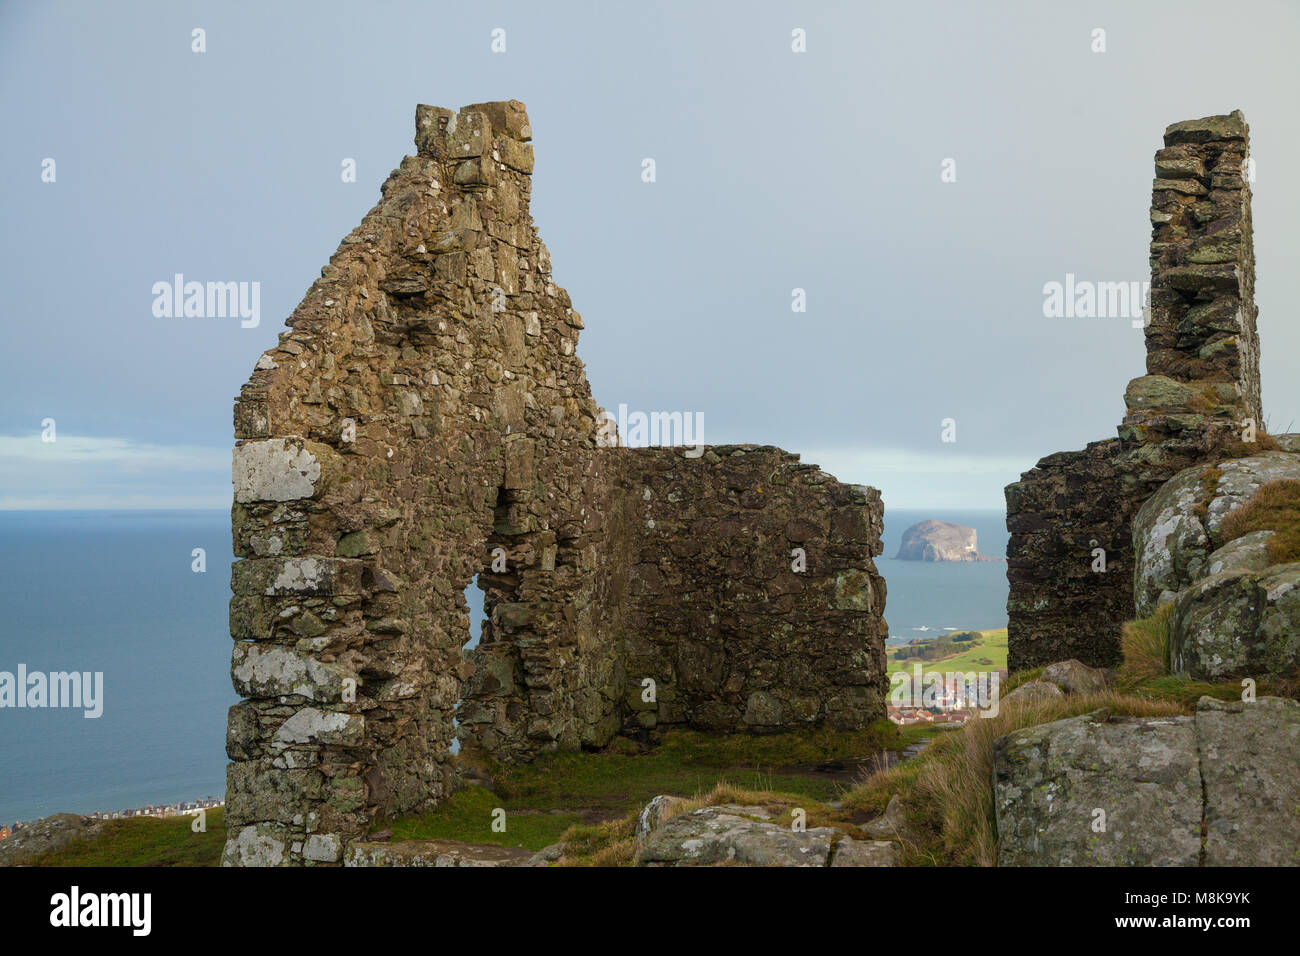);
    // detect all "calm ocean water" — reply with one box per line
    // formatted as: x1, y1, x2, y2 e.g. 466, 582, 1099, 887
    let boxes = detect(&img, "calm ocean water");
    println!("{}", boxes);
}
0, 507, 1007, 824
877, 509, 1009, 644
0, 511, 236, 825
